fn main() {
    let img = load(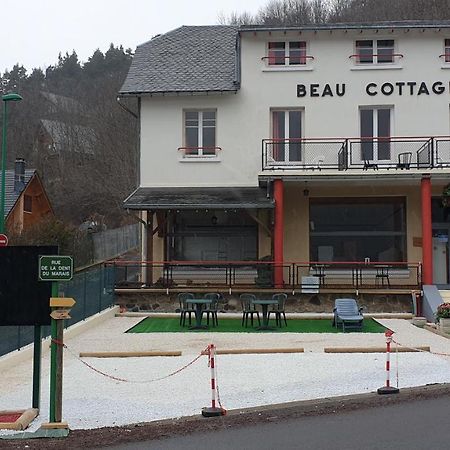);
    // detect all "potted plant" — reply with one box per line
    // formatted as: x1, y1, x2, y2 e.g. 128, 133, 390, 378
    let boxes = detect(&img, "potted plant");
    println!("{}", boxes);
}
436, 302, 450, 333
